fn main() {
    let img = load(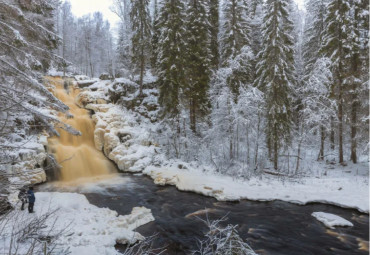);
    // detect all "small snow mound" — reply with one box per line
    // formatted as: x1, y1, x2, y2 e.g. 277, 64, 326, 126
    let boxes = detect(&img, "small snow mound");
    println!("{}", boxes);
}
312, 212, 353, 229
